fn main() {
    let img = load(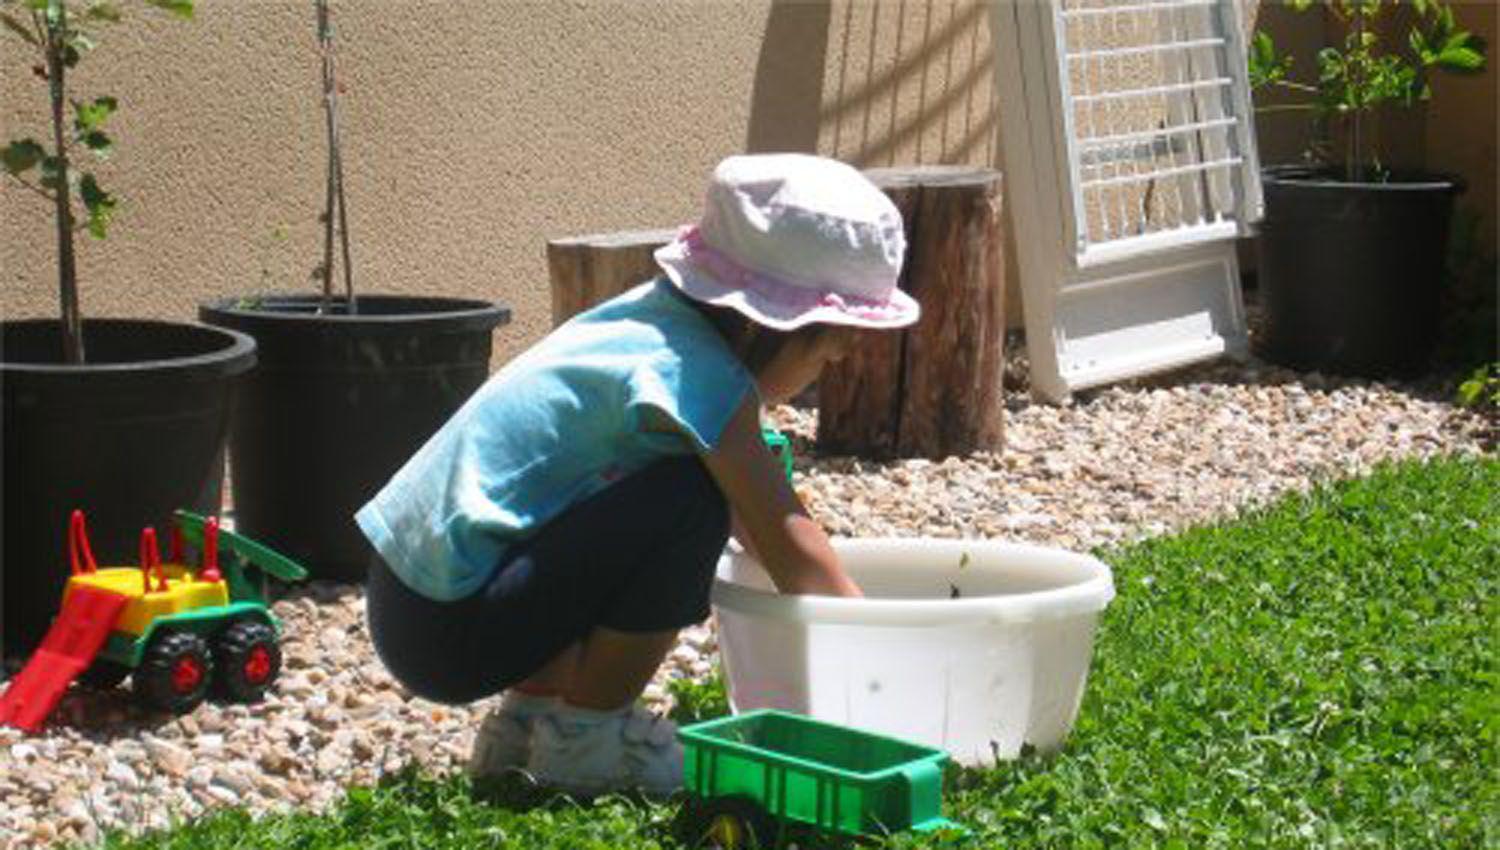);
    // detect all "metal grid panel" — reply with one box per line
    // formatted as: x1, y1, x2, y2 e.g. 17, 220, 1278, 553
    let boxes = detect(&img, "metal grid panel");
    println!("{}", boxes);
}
1058, 0, 1250, 252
